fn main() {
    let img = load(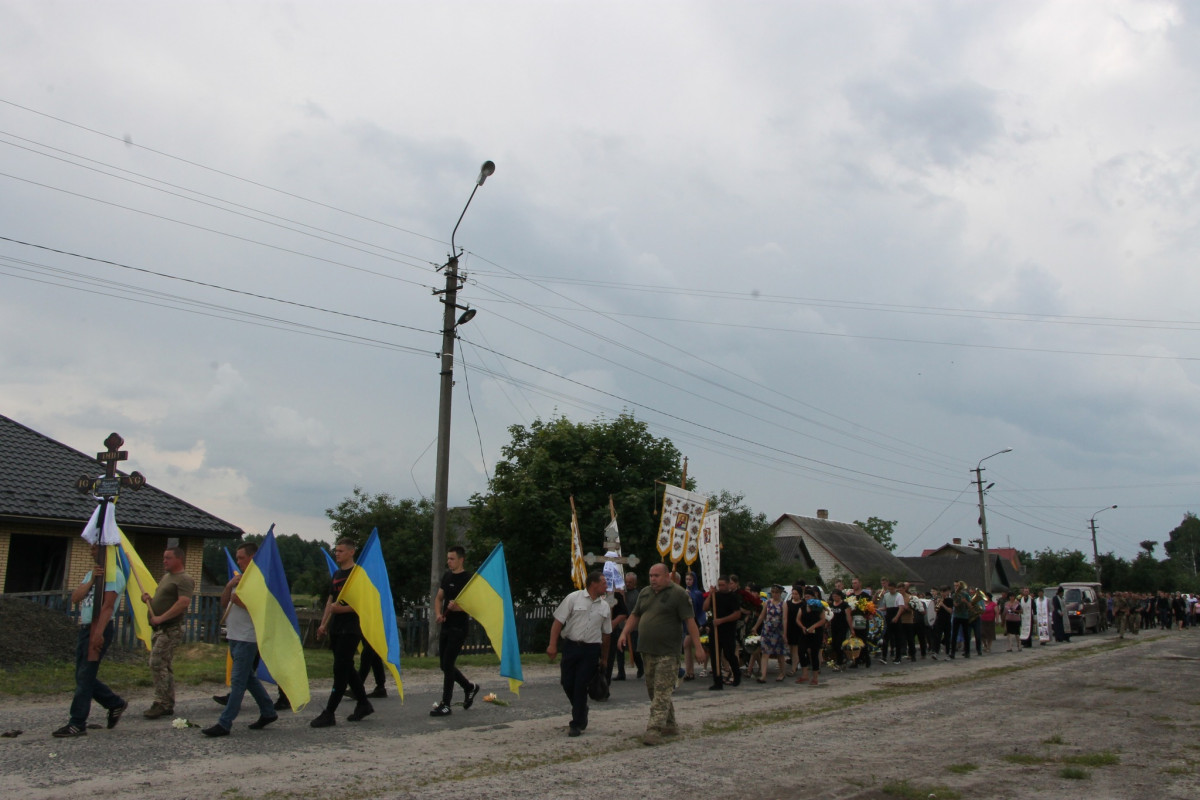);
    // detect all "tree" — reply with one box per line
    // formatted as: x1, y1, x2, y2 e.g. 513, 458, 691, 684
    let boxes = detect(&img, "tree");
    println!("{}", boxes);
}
854, 517, 898, 552
1164, 512, 1200, 578
325, 487, 433, 608
469, 414, 684, 602
1029, 548, 1094, 585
